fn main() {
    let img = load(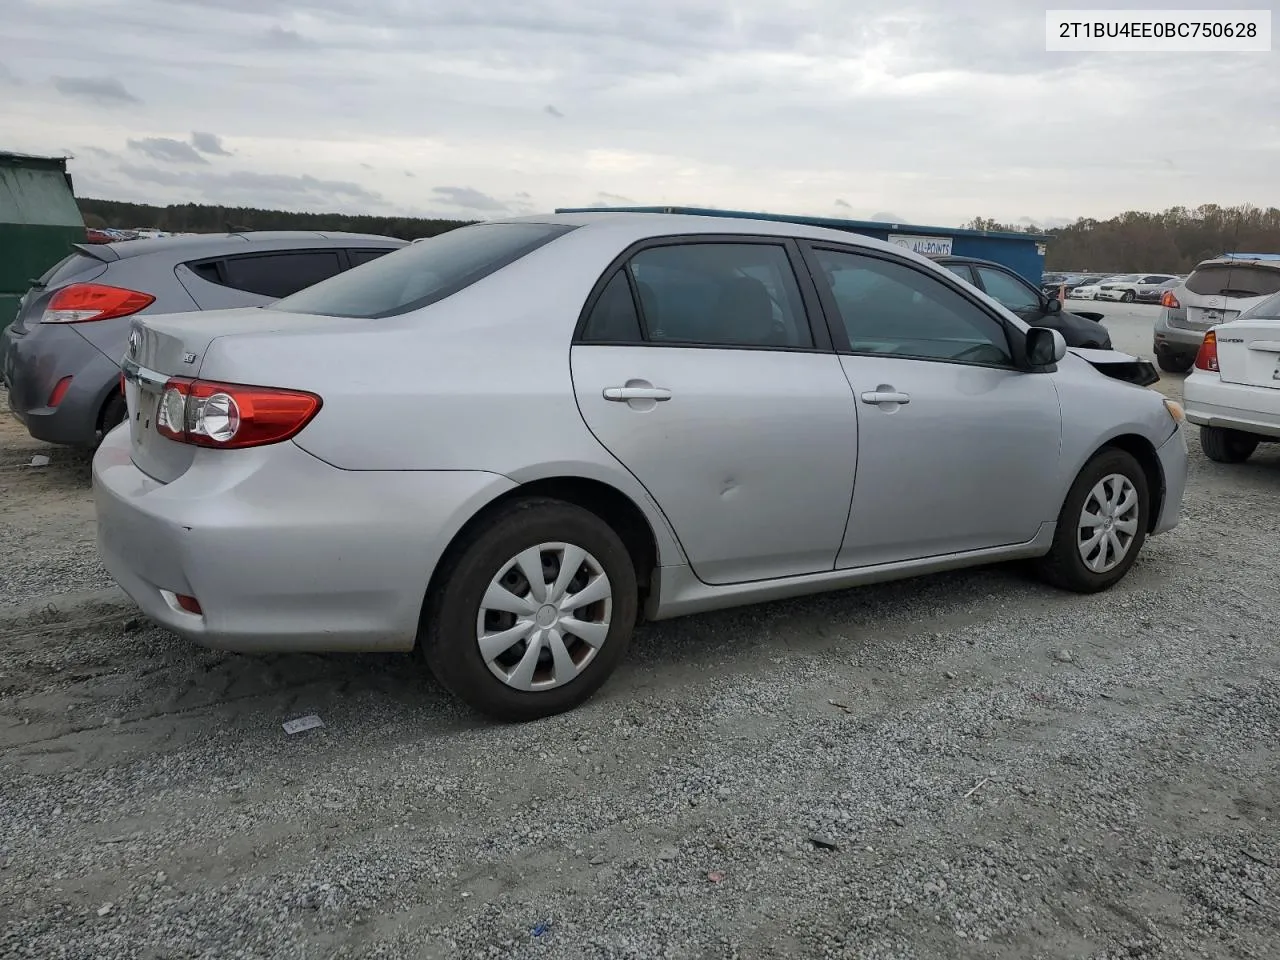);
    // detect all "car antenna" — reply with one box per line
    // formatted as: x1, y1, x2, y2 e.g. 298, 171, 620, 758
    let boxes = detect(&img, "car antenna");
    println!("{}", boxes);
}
1220, 209, 1243, 297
